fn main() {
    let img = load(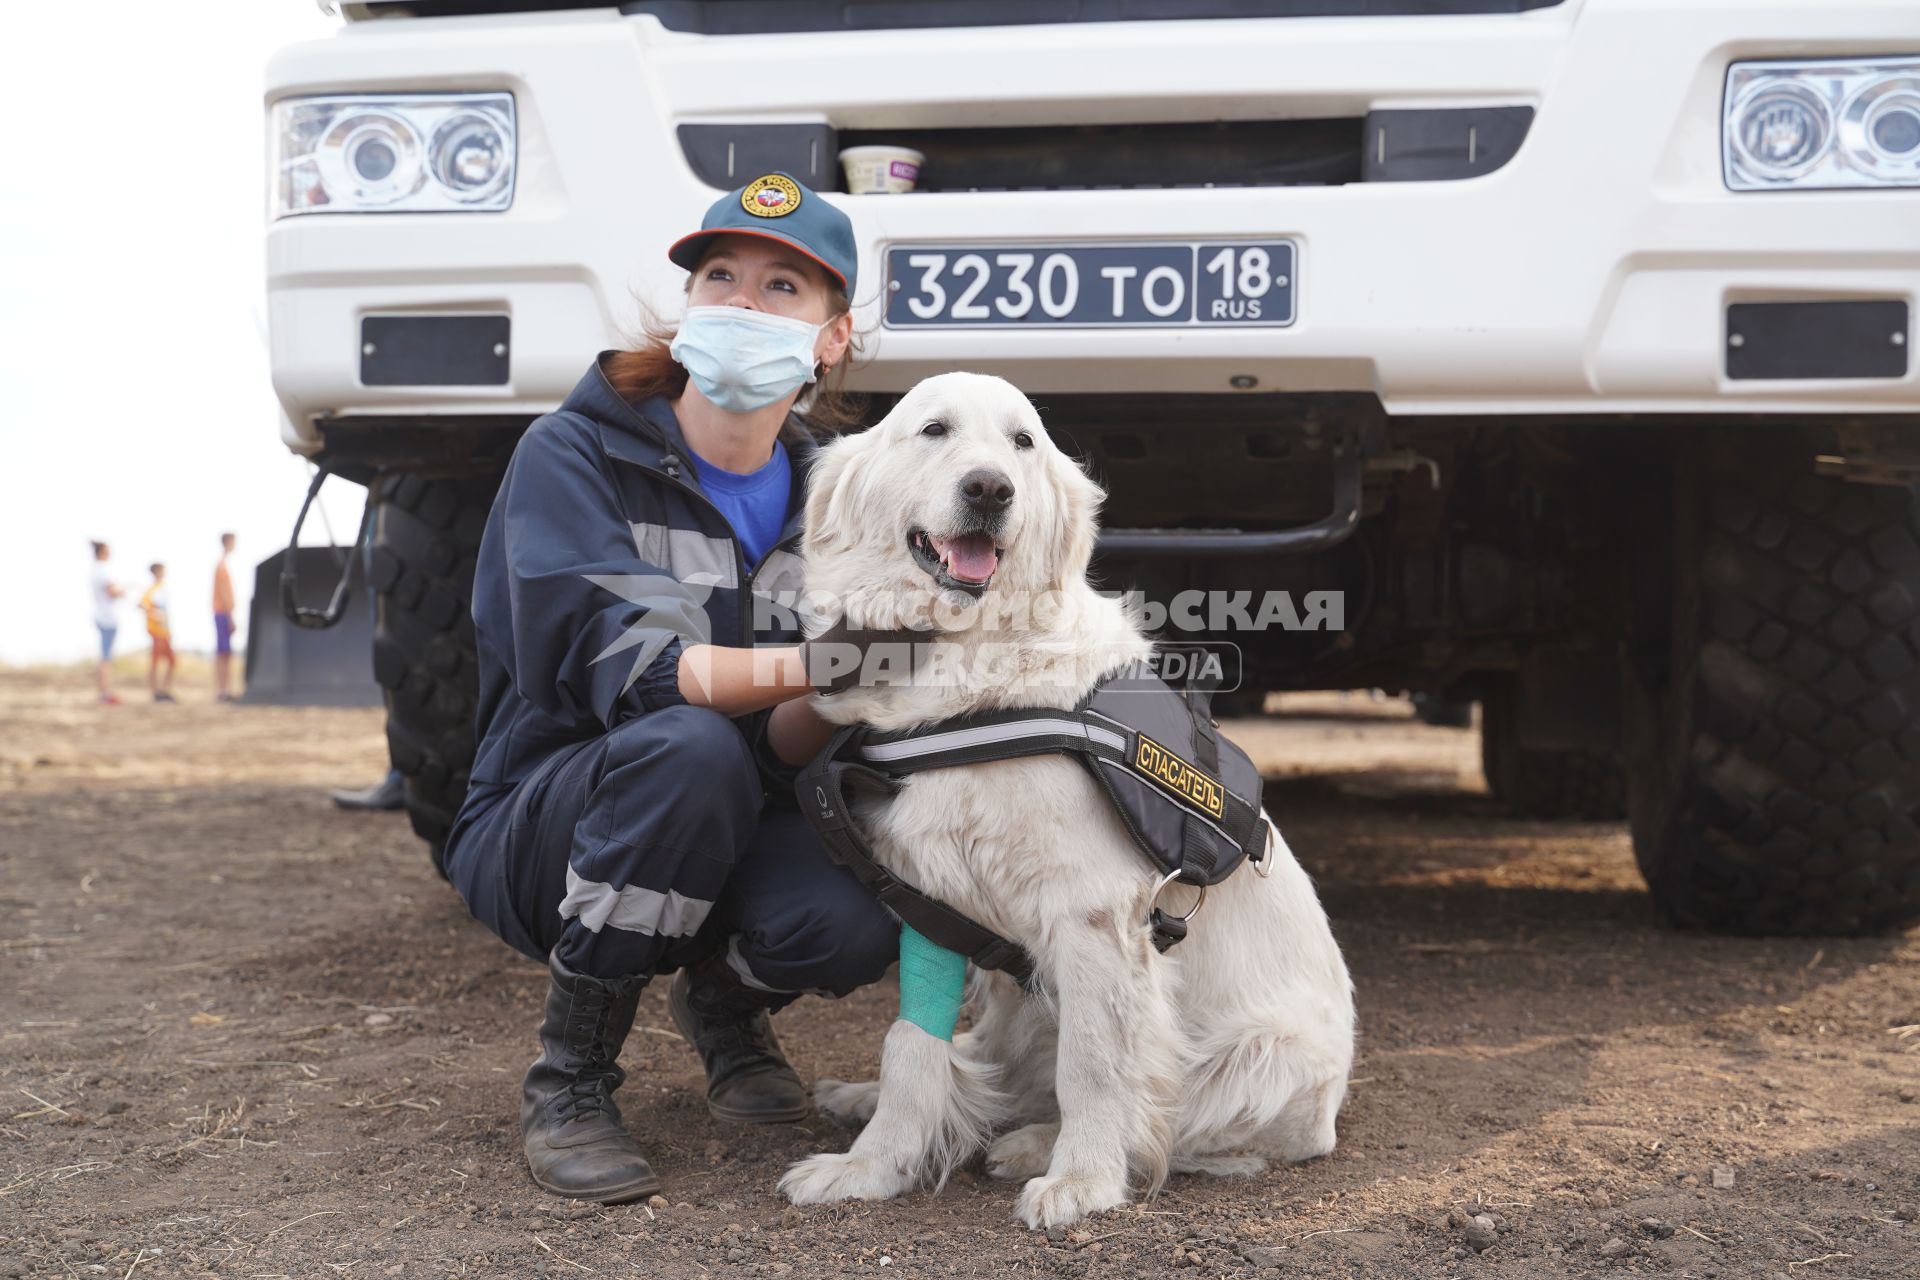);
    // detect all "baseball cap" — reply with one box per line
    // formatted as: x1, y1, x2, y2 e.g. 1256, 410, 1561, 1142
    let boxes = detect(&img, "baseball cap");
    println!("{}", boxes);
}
668, 173, 858, 297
